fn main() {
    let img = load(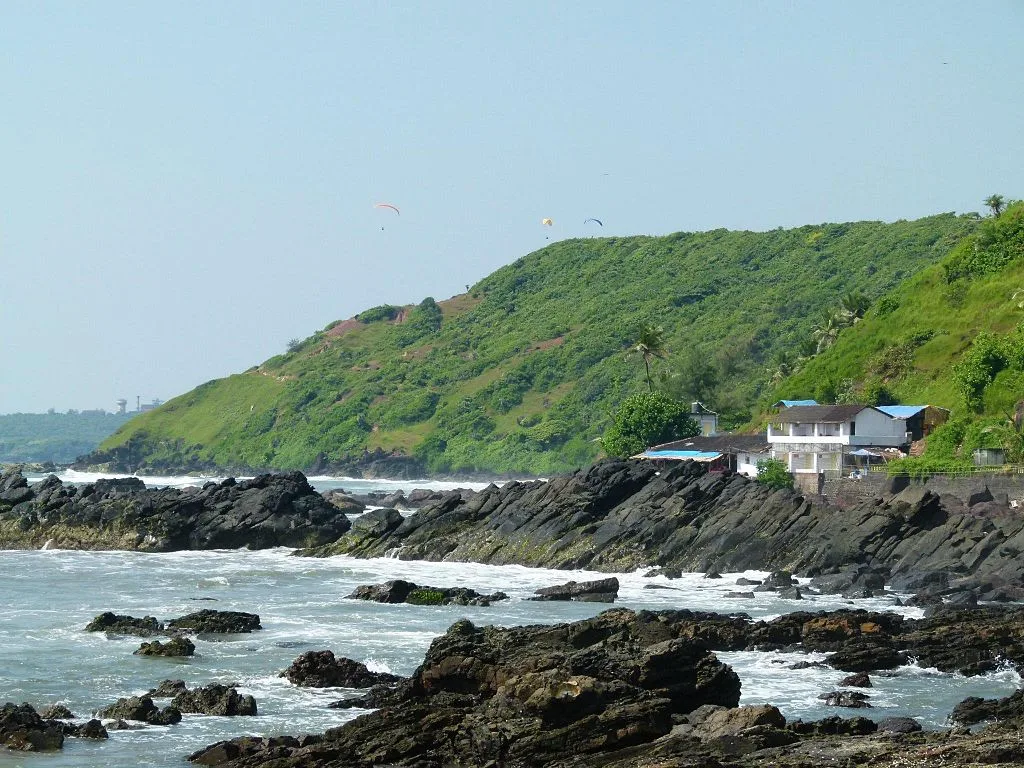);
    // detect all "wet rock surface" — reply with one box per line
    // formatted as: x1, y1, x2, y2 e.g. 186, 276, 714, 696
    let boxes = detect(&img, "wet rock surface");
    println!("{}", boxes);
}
84, 612, 164, 636
302, 459, 1024, 603
0, 702, 64, 751
530, 576, 620, 602
171, 684, 257, 716
85, 609, 261, 637
345, 579, 508, 606
166, 610, 262, 634
281, 651, 404, 688
95, 695, 181, 726
135, 637, 196, 657
189, 608, 741, 767
185, 606, 1024, 768
0, 470, 350, 551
